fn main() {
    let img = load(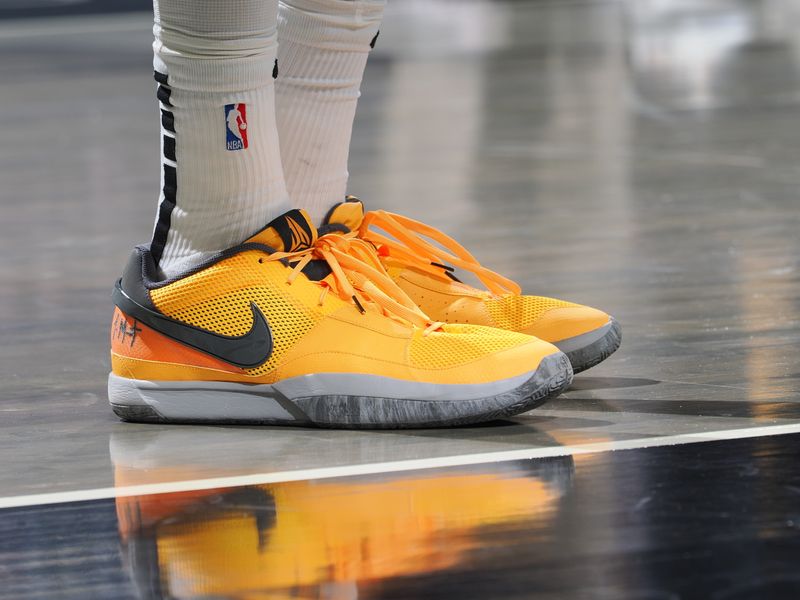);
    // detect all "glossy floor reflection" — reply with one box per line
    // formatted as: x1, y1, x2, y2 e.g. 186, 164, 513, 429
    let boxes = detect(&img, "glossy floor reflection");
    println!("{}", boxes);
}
116, 458, 573, 598
5, 434, 800, 599
2, 0, 800, 503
